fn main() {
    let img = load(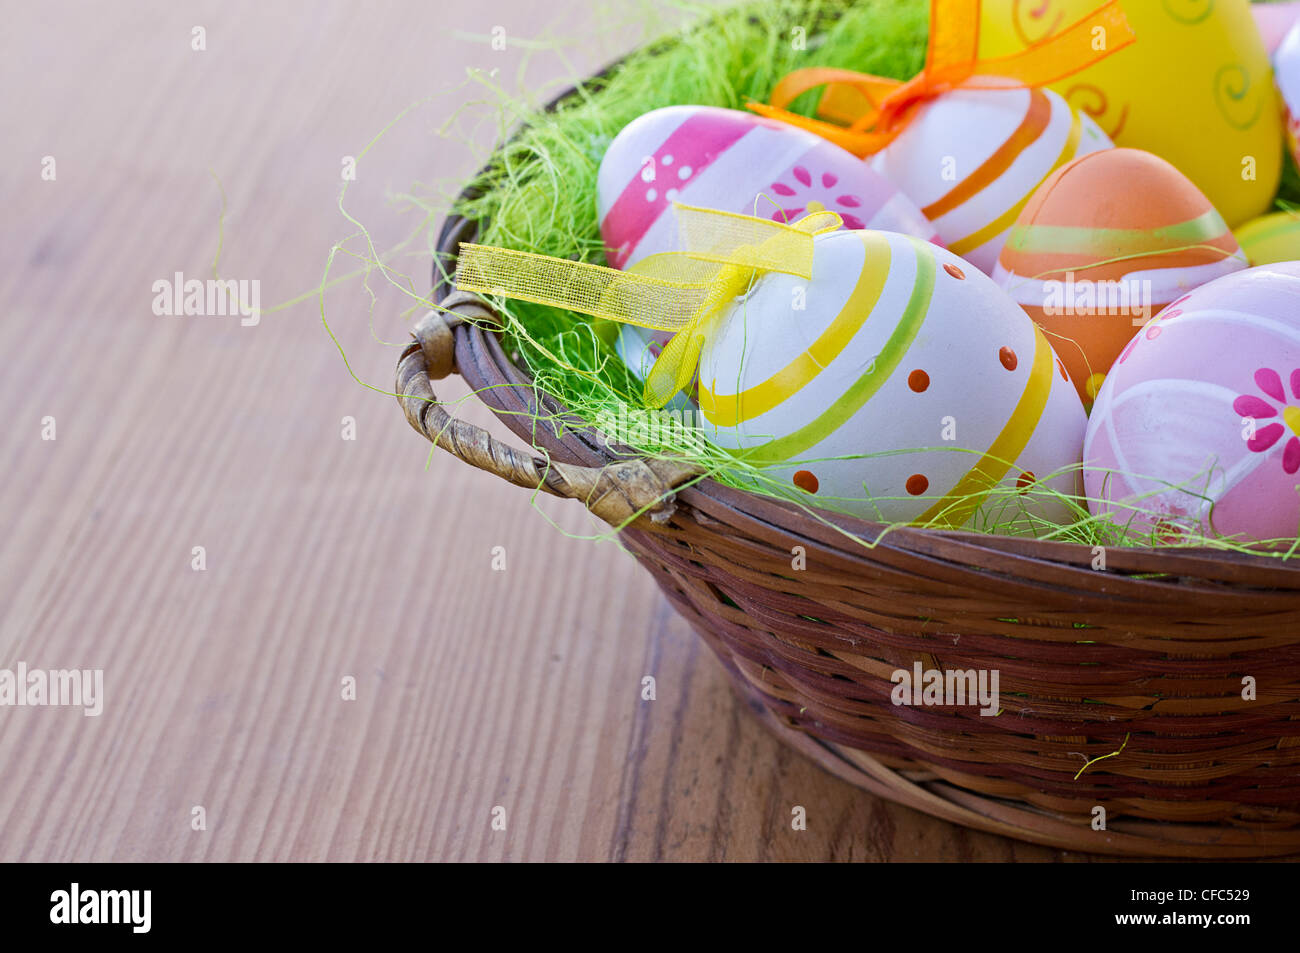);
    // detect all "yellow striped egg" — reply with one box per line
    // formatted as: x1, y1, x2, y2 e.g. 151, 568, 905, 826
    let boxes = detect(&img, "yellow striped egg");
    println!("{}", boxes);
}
1236, 211, 1300, 266
871, 86, 1112, 275
697, 229, 1087, 528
